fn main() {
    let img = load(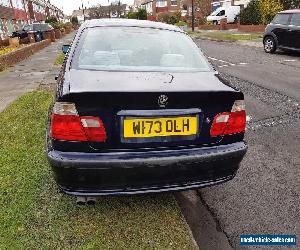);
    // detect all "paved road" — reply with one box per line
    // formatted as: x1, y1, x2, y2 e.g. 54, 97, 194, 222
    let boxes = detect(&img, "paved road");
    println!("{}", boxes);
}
197, 40, 300, 101
0, 33, 74, 113
180, 40, 300, 249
